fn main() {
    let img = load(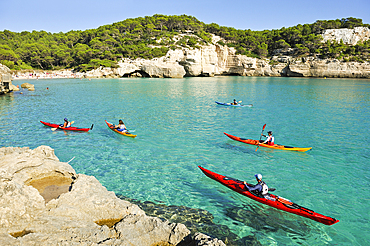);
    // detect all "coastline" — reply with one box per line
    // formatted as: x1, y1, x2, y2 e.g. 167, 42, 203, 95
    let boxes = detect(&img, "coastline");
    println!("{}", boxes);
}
9, 57, 370, 82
